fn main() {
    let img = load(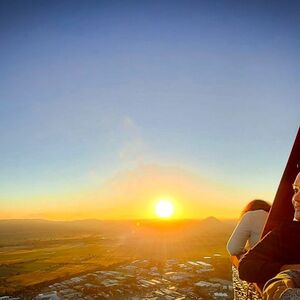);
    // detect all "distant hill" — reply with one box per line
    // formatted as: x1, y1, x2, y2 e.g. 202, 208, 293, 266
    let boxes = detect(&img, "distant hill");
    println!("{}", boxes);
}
202, 216, 221, 223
